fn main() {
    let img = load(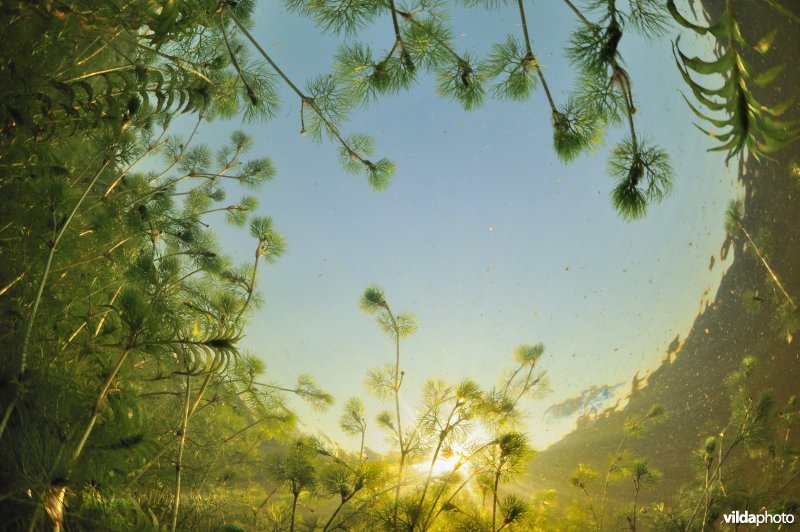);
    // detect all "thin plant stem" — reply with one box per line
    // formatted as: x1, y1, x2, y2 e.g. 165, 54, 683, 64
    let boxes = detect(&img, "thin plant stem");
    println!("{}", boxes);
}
170, 373, 192, 532
72, 344, 134, 462
0, 273, 24, 297
561, 0, 596, 31
412, 400, 460, 529
516, 0, 557, 112
492, 468, 501, 531
126, 373, 213, 489
581, 484, 600, 528
224, 9, 370, 167
683, 438, 741, 531
382, 303, 407, 529
423, 438, 499, 528
236, 243, 261, 322
290, 491, 299, 532
598, 414, 650, 529
736, 217, 796, 309
386, 0, 403, 43
253, 486, 278, 529
62, 64, 136, 83
0, 154, 112, 440
101, 121, 173, 200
